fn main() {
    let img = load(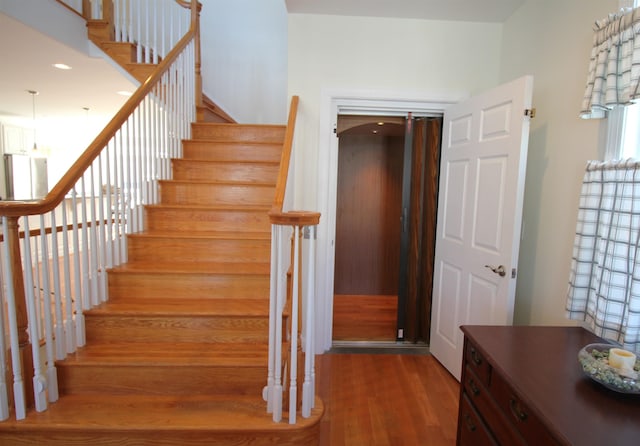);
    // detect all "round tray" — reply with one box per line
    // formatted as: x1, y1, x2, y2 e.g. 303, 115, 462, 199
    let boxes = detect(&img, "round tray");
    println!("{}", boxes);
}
578, 343, 640, 394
